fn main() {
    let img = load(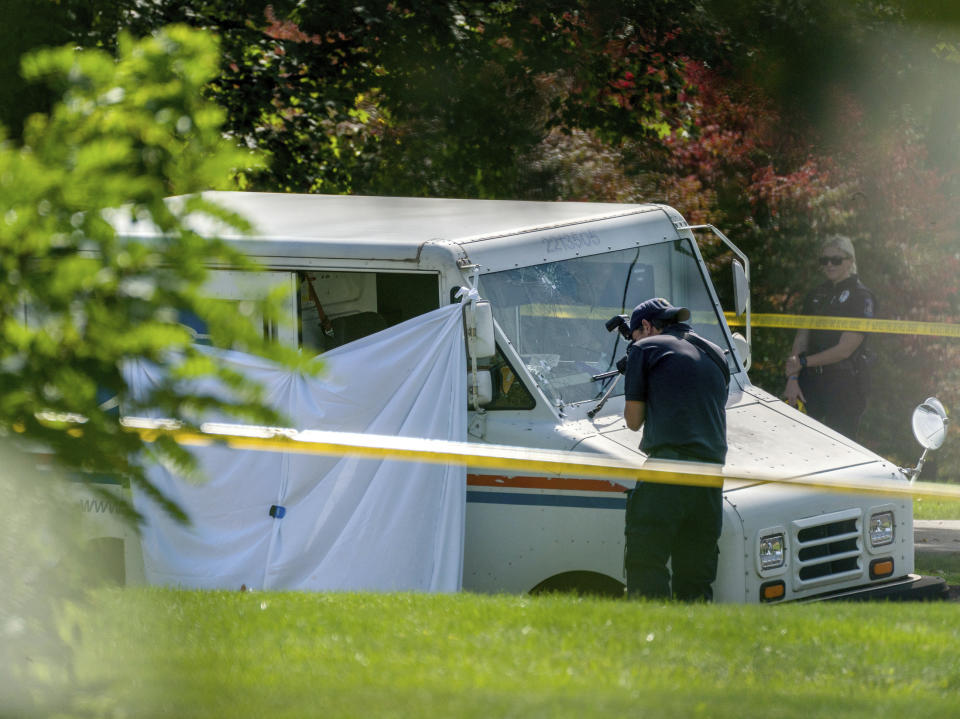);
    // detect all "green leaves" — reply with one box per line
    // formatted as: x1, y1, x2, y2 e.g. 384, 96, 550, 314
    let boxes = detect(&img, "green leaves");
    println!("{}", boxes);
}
0, 26, 303, 523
